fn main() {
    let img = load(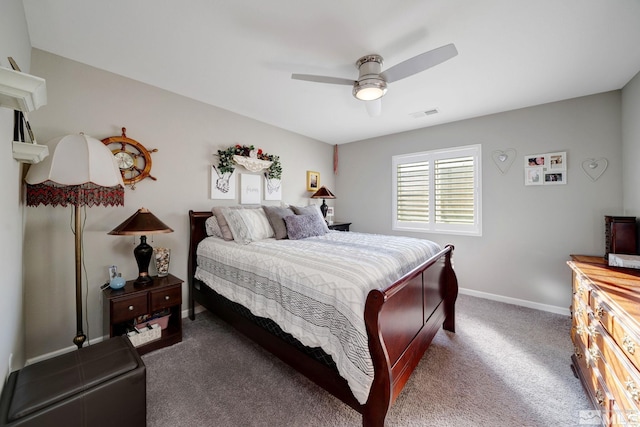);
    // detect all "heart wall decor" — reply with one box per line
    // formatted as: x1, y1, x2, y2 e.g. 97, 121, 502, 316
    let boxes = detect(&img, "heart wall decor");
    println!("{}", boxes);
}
491, 149, 516, 175
581, 158, 608, 182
